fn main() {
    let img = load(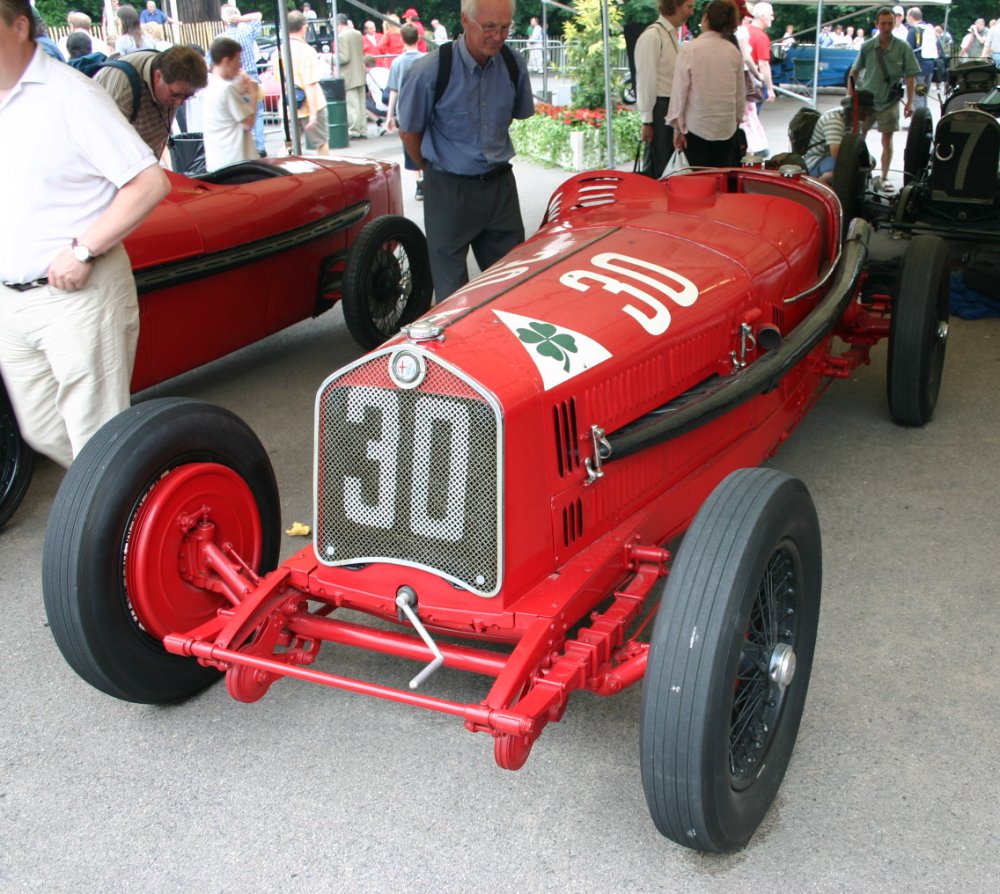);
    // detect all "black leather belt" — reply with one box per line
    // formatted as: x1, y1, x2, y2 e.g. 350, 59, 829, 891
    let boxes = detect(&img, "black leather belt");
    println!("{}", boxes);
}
429, 163, 512, 182
2, 278, 48, 292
